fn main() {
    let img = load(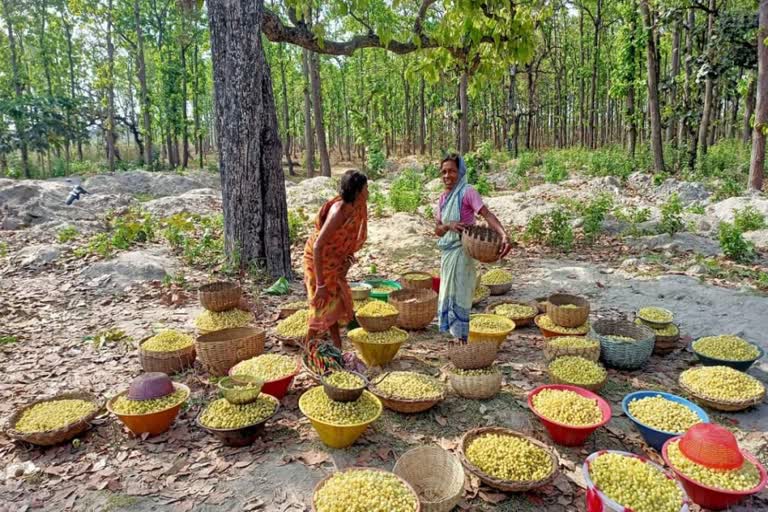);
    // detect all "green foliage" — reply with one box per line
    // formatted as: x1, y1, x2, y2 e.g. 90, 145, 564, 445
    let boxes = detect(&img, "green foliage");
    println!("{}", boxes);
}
424, 163, 440, 180
660, 194, 684, 236
288, 208, 310, 242
542, 155, 568, 183
368, 182, 387, 217
465, 142, 493, 195
582, 194, 614, 242
695, 139, 751, 179
389, 169, 423, 213
84, 327, 132, 351
686, 204, 706, 215
57, 226, 79, 243
515, 152, 541, 175
366, 136, 386, 178
733, 206, 766, 232
523, 209, 573, 251
587, 148, 634, 179
718, 222, 756, 263
0, 242, 8, 258
713, 177, 743, 201
75, 209, 155, 258
160, 213, 225, 268
0, 335, 18, 345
